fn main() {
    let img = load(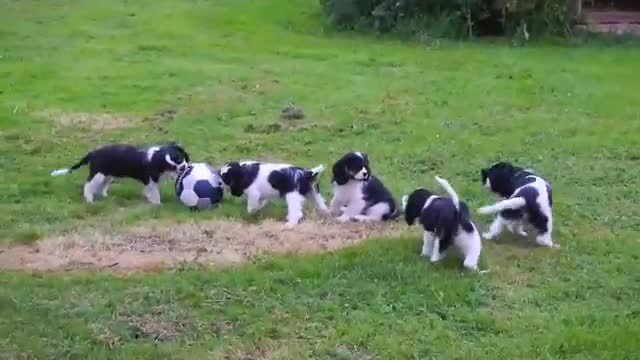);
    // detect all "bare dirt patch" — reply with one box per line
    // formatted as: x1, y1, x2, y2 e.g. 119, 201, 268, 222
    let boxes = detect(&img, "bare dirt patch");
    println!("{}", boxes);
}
0, 218, 406, 273
34, 109, 137, 131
